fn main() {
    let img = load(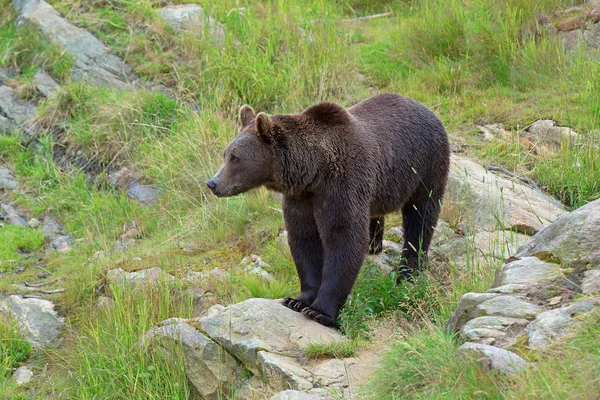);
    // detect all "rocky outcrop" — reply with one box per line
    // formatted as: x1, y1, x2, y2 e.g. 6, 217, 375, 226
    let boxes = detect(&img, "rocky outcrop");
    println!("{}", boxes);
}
12, 0, 140, 90
543, 2, 600, 50
0, 295, 63, 347
445, 155, 564, 235
158, 4, 226, 46
143, 298, 365, 399
447, 199, 600, 372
